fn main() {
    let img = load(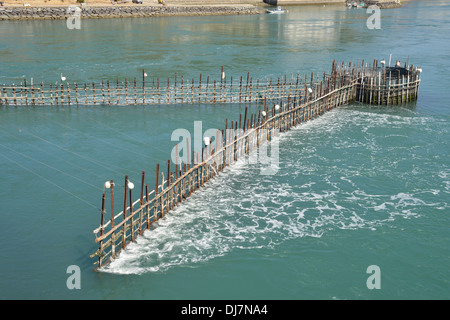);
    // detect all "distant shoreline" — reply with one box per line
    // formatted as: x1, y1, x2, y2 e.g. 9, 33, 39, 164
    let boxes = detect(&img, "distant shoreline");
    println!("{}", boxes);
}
0, 4, 261, 21
0, 1, 404, 21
